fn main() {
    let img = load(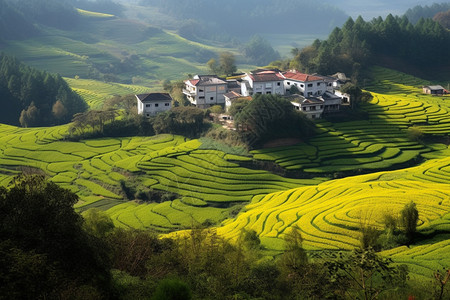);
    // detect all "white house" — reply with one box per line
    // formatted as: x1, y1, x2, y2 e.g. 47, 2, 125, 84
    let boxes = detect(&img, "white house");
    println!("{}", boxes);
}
282, 70, 327, 97
240, 70, 285, 96
288, 91, 342, 119
183, 75, 228, 109
136, 92, 172, 117
289, 95, 324, 119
